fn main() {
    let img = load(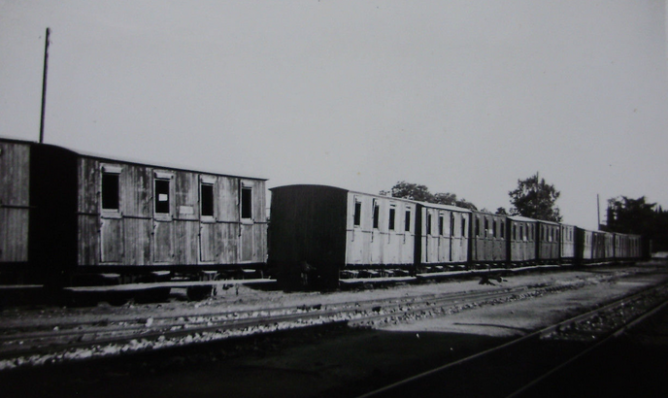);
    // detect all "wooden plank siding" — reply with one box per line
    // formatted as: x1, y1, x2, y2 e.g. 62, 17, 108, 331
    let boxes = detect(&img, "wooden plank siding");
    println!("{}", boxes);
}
418, 203, 470, 266
0, 141, 30, 263
470, 212, 507, 265
536, 221, 560, 263
507, 216, 536, 265
73, 153, 267, 270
